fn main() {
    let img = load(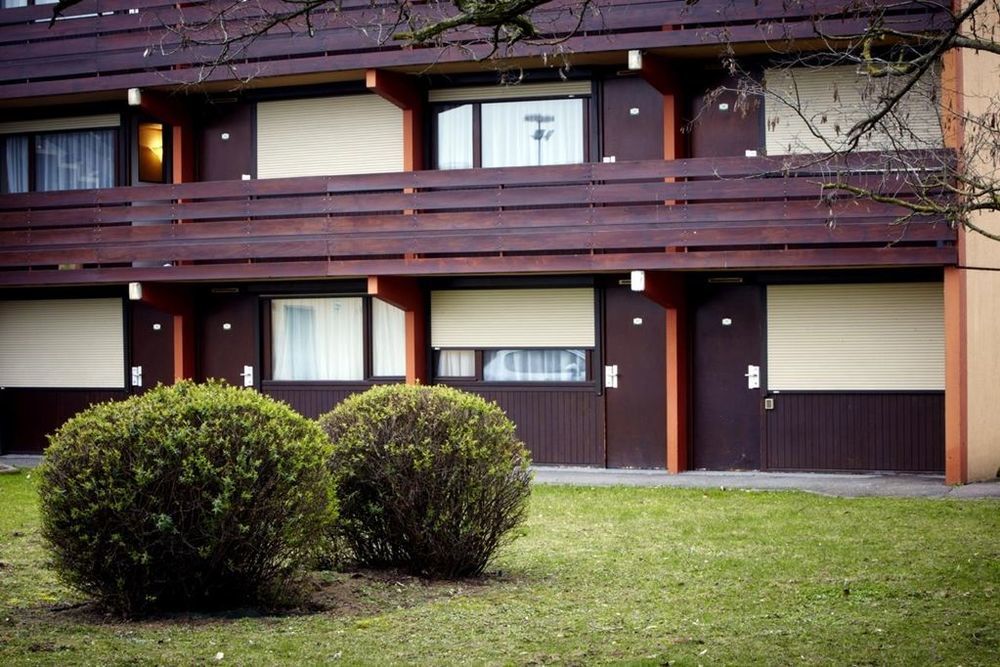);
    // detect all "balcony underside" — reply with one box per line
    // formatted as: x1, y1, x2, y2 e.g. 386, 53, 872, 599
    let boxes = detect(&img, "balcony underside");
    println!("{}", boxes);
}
0, 0, 950, 103
0, 156, 957, 287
